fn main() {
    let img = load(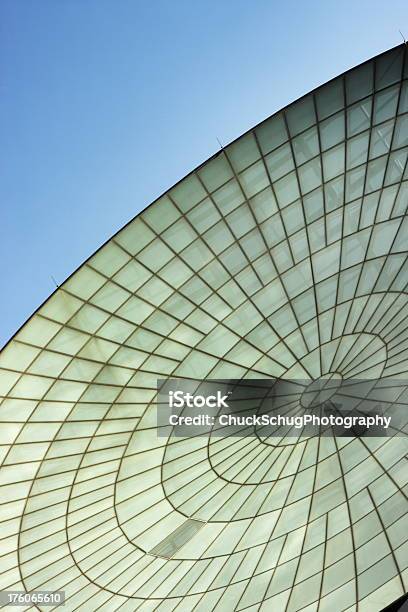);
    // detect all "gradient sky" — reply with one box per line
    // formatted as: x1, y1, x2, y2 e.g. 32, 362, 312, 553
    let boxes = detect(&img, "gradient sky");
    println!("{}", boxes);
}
1, 0, 408, 347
